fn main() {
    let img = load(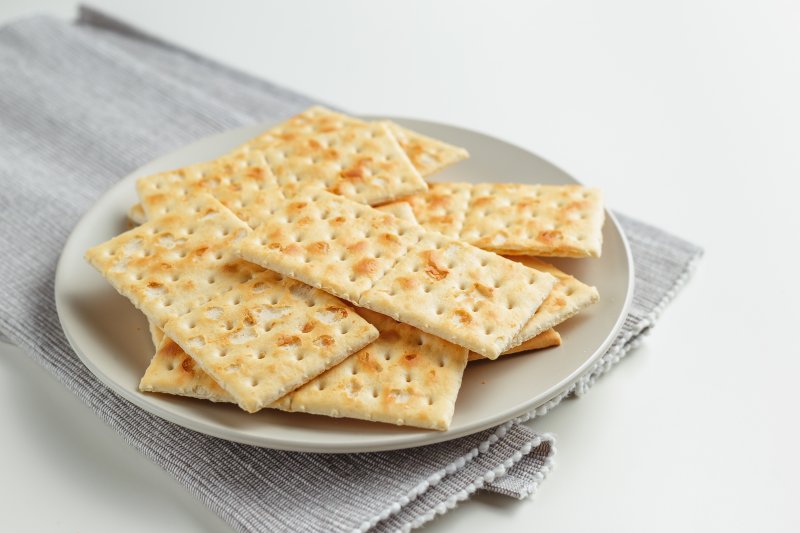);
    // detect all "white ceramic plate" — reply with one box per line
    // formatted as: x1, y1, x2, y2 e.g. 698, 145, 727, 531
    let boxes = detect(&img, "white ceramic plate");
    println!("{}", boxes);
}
55, 117, 633, 453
